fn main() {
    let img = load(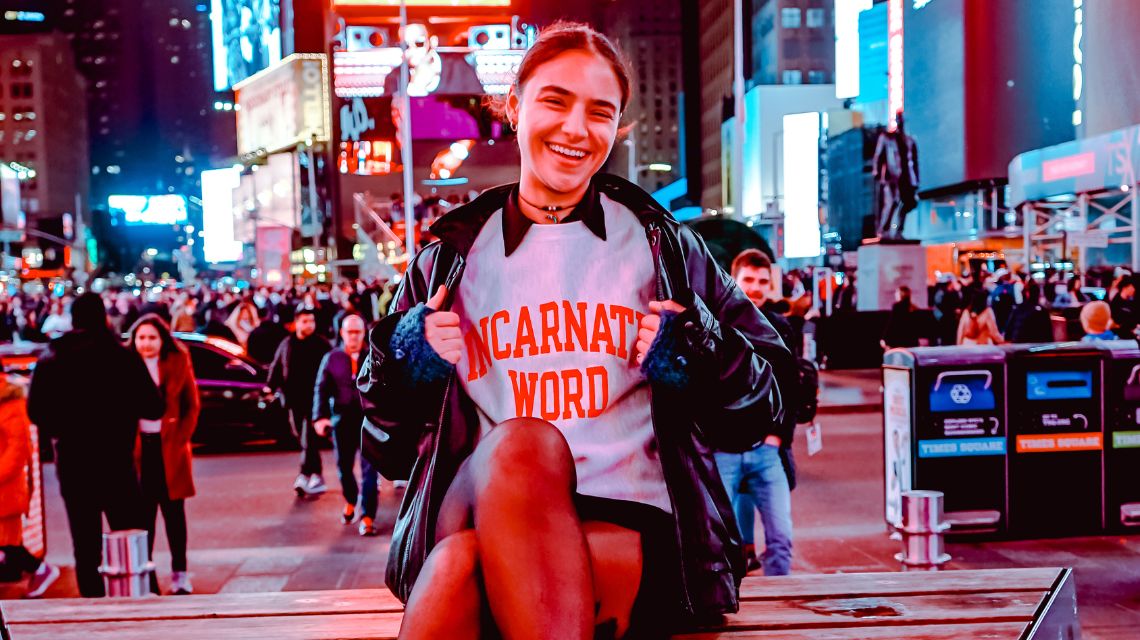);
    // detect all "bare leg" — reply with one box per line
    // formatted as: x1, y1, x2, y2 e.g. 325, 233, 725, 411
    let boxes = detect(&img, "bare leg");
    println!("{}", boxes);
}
399, 418, 644, 639
398, 530, 482, 640
469, 418, 593, 640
